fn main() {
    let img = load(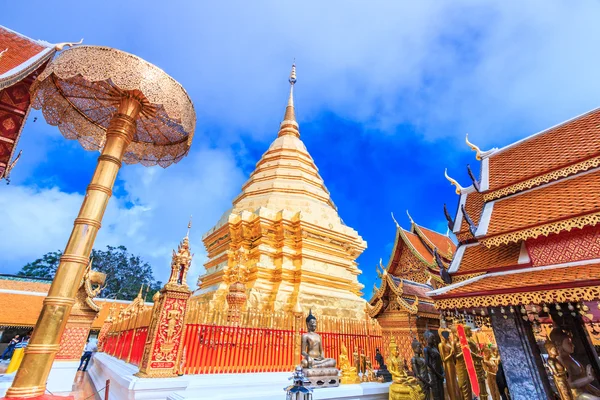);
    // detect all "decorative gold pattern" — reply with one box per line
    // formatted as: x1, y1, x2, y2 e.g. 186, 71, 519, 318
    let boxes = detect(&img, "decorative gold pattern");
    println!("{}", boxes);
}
481, 212, 600, 247
434, 285, 600, 310
31, 45, 196, 167
484, 156, 600, 201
